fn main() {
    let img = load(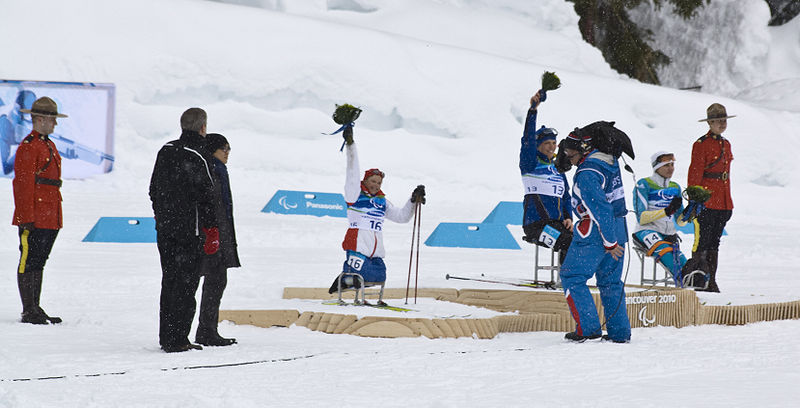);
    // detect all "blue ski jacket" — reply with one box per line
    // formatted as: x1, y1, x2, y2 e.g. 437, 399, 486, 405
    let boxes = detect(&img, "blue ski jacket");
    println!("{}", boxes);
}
519, 92, 571, 225
570, 151, 628, 250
